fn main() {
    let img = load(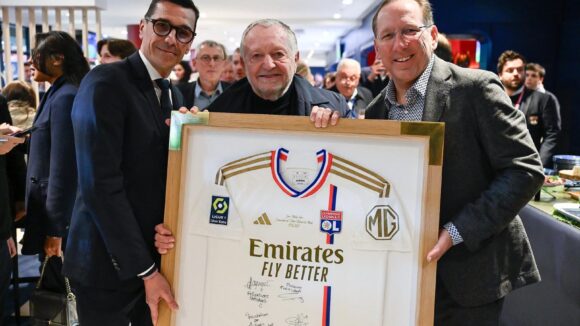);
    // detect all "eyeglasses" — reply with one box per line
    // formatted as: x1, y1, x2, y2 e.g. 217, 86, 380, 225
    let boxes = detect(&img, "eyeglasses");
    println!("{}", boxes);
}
144, 17, 196, 44
376, 24, 433, 43
338, 74, 360, 84
198, 55, 225, 63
